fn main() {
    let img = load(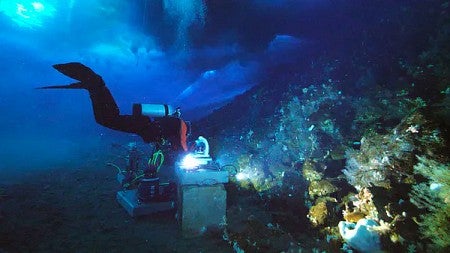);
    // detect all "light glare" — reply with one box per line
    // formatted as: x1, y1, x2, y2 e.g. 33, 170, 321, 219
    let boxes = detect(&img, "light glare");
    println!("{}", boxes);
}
180, 154, 200, 170
31, 2, 45, 12
235, 172, 249, 181
0, 1, 56, 28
